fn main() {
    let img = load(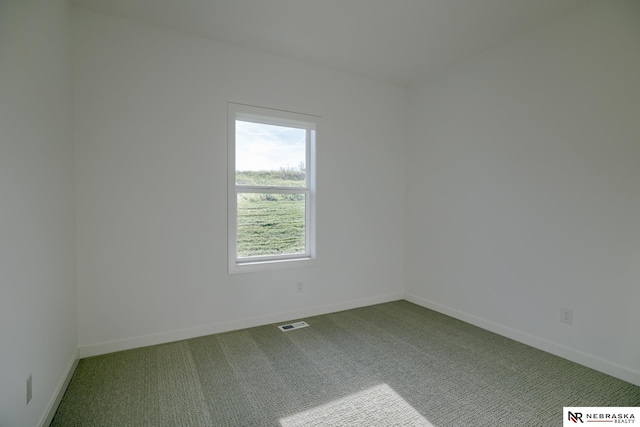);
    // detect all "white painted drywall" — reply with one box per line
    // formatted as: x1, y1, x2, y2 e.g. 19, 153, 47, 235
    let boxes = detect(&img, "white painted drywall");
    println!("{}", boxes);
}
406, 0, 640, 384
73, 8, 405, 352
0, 1, 77, 426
